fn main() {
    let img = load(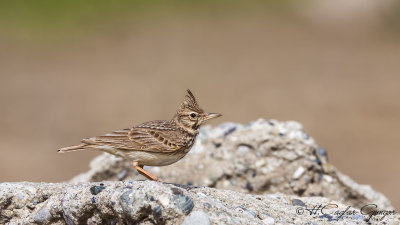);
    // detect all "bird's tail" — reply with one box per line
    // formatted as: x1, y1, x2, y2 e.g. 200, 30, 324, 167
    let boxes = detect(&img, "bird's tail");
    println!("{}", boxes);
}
58, 143, 88, 153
